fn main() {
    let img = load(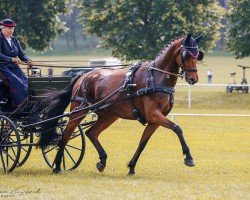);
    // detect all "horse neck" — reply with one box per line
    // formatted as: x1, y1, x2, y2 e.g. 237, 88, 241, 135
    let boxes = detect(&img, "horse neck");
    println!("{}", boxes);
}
154, 43, 180, 87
